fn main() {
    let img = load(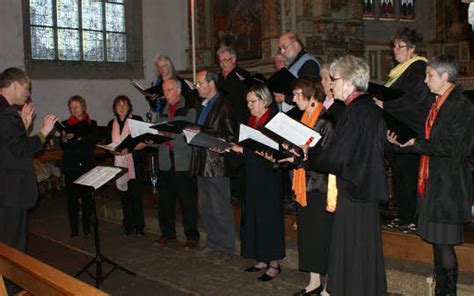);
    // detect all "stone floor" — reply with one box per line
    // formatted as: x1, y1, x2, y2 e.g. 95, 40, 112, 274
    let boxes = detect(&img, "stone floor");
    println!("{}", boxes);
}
24, 185, 474, 296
